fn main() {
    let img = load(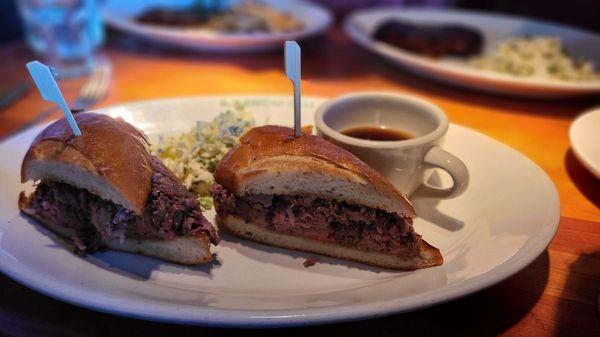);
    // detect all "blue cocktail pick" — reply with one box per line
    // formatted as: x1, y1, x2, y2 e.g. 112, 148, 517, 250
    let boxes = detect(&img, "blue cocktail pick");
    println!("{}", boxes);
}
285, 41, 301, 137
26, 61, 81, 136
